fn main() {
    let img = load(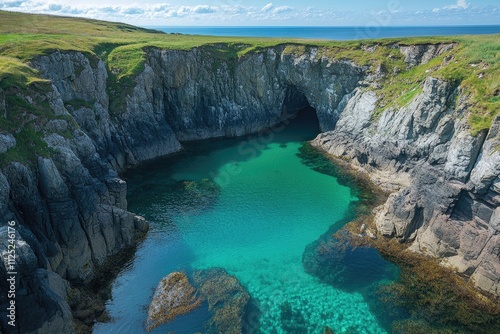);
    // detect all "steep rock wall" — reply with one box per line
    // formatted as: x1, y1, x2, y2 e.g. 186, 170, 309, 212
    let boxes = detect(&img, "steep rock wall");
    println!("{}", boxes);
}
312, 76, 499, 296
140, 47, 363, 140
